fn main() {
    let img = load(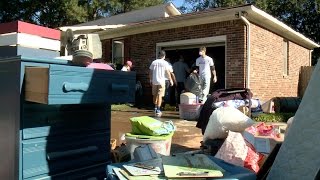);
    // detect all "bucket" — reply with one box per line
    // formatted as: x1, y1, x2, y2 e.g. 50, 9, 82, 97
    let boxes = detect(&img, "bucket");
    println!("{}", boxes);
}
125, 133, 173, 159
179, 103, 203, 120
